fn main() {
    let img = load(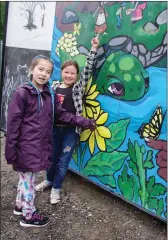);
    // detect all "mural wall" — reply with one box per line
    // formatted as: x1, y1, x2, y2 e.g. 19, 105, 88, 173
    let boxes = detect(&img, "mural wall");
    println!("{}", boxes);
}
1, 1, 167, 221
51, 1, 167, 222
